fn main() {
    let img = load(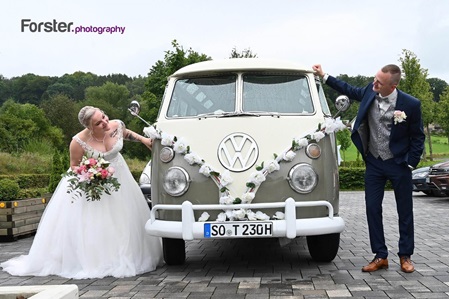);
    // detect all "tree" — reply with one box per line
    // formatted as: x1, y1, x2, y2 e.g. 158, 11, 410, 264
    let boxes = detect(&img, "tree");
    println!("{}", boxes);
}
0, 109, 35, 153
0, 100, 64, 152
40, 94, 80, 145
126, 75, 147, 97
435, 86, 449, 142
427, 77, 448, 102
139, 91, 160, 126
398, 49, 434, 160
337, 129, 352, 166
43, 82, 75, 100
229, 47, 258, 58
96, 73, 131, 86
58, 71, 98, 101
48, 150, 64, 192
0, 75, 12, 106
84, 82, 131, 120
11, 74, 54, 105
